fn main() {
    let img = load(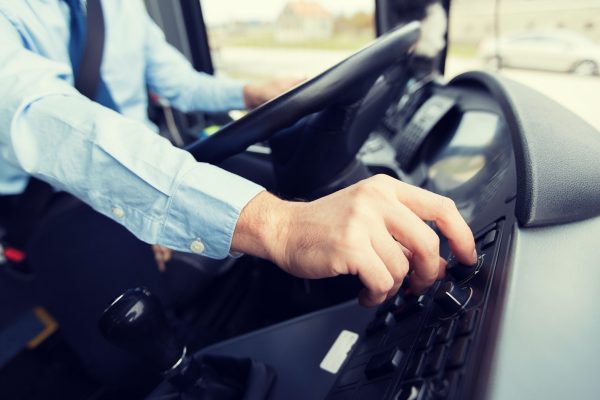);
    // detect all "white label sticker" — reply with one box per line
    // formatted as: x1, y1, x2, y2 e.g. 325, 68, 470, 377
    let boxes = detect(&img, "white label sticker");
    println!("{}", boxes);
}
319, 330, 359, 374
